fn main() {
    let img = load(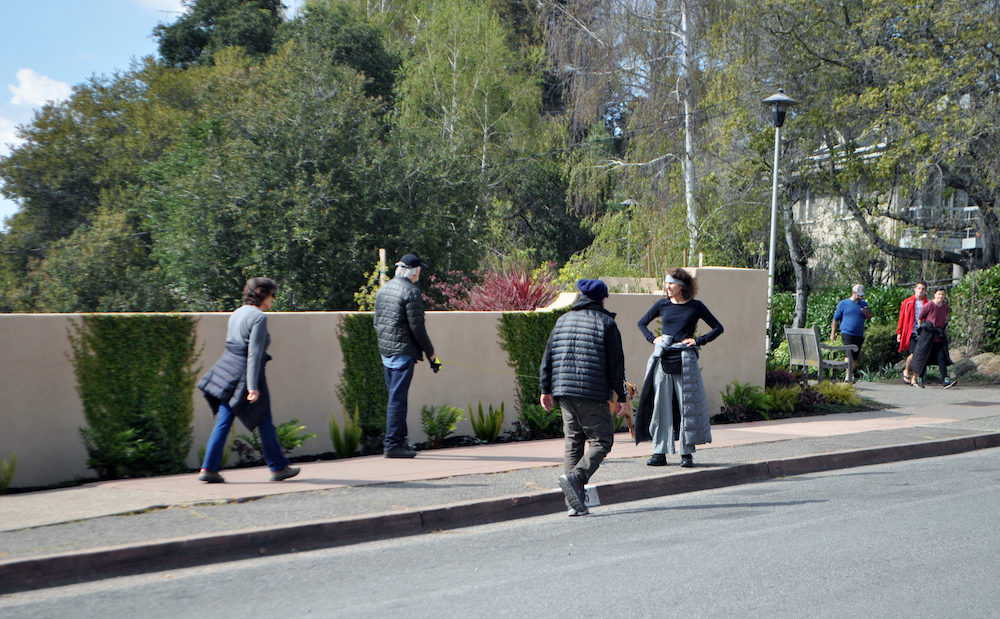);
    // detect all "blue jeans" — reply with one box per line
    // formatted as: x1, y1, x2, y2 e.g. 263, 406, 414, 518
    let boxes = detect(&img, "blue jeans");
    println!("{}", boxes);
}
383, 359, 415, 451
202, 401, 291, 472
